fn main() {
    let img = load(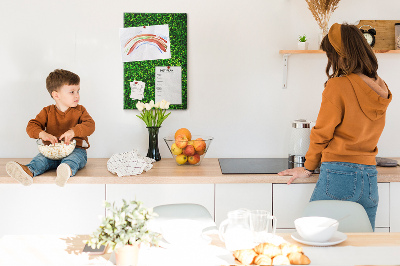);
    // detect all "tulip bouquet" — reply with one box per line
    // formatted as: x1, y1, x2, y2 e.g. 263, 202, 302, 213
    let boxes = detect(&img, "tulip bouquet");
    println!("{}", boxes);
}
136, 100, 171, 127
